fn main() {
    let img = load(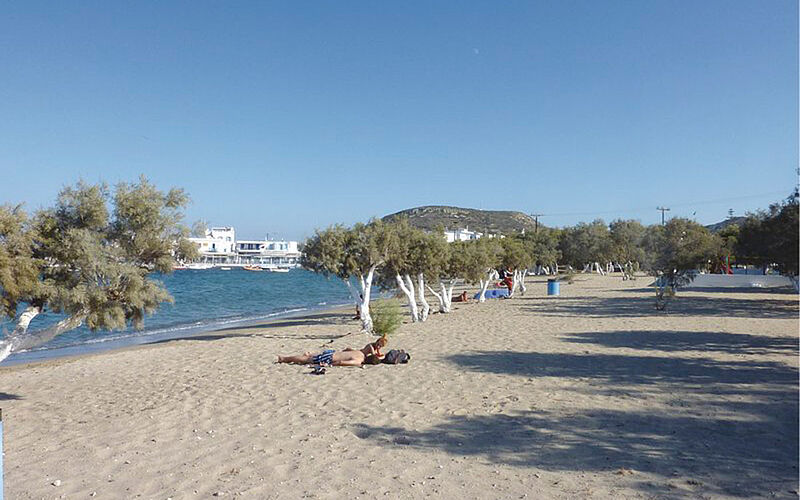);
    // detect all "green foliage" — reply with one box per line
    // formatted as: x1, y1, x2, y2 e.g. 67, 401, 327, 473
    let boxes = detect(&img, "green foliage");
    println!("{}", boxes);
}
736, 192, 799, 275
450, 237, 501, 285
0, 177, 194, 332
370, 299, 402, 336
499, 236, 533, 271
558, 220, 614, 267
642, 218, 720, 297
0, 205, 42, 318
191, 220, 209, 238
609, 219, 646, 264
522, 228, 561, 268
642, 218, 719, 276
